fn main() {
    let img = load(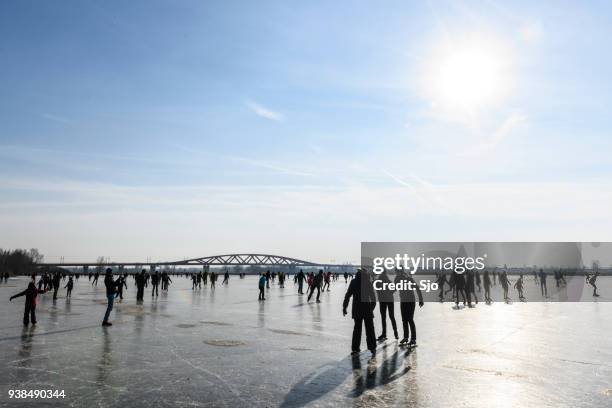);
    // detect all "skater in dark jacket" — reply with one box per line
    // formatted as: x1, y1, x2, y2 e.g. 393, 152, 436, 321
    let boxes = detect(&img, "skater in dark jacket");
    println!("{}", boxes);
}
64, 276, 74, 298
343, 269, 377, 356
375, 270, 398, 341
102, 268, 119, 326
52, 272, 61, 300
9, 274, 46, 325
395, 268, 424, 347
